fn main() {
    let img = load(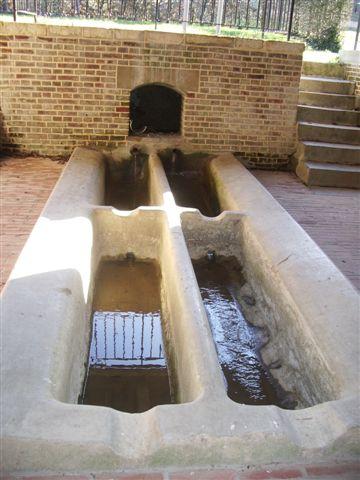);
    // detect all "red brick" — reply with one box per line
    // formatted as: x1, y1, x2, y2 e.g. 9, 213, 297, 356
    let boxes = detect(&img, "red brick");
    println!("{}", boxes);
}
169, 470, 237, 480
244, 468, 302, 479
95, 474, 163, 480
305, 462, 360, 477
0, 156, 64, 291
253, 170, 360, 291
18, 477, 89, 480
